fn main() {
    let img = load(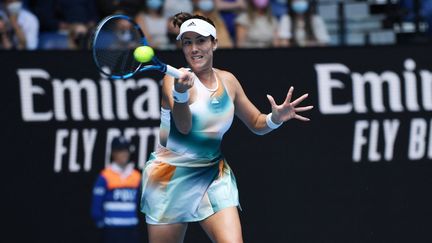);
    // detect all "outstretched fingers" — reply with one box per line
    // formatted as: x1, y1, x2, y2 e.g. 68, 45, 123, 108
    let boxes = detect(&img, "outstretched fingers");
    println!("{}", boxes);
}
295, 114, 311, 121
266, 94, 277, 108
284, 86, 294, 104
295, 105, 314, 112
291, 93, 309, 107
